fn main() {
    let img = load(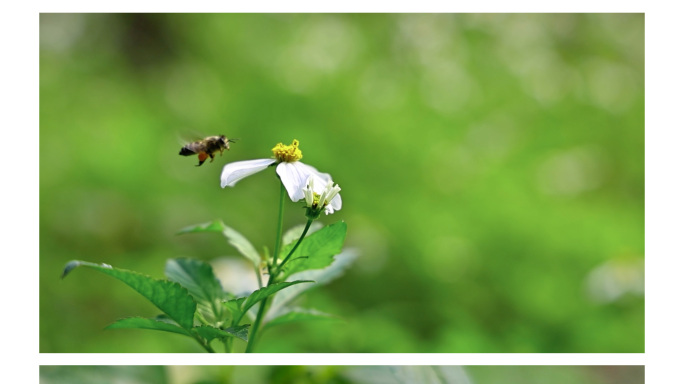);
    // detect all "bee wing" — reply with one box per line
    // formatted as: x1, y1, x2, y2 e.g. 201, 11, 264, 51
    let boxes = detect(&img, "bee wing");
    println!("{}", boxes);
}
177, 130, 206, 146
